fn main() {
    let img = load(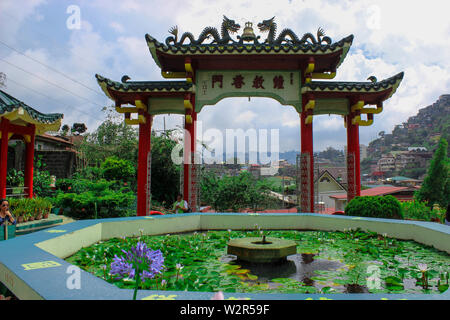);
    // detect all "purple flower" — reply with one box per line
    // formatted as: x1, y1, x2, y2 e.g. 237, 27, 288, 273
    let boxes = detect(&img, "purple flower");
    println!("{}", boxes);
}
110, 241, 164, 281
